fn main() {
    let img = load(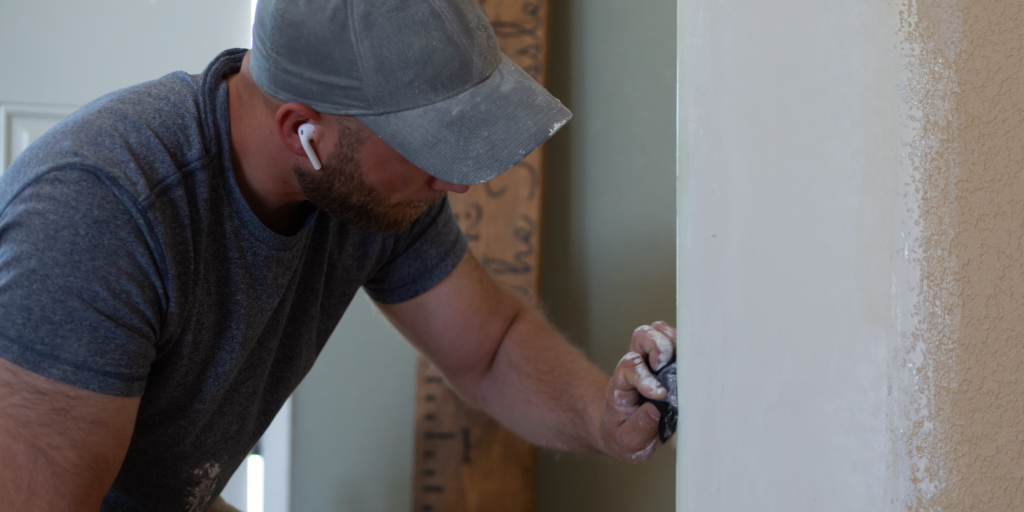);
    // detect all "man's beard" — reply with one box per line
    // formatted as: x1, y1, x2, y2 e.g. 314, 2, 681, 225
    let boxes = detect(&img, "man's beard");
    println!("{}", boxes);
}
294, 124, 445, 233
